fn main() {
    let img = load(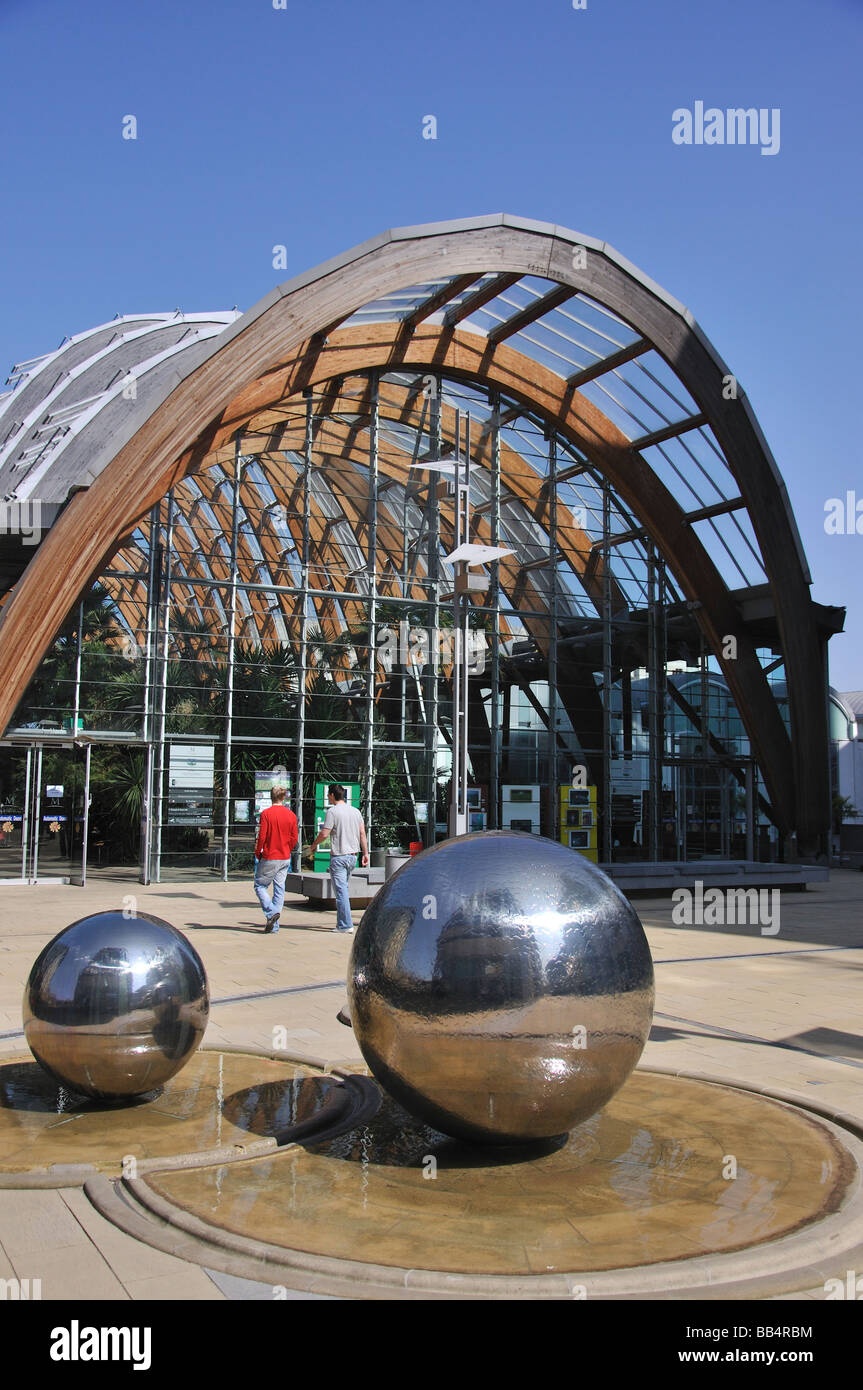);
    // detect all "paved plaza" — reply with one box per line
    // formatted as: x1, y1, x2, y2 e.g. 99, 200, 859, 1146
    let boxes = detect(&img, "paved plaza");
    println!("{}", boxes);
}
0, 868, 860, 1300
